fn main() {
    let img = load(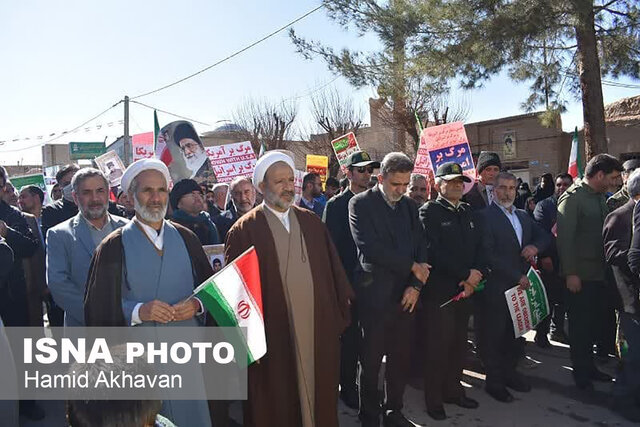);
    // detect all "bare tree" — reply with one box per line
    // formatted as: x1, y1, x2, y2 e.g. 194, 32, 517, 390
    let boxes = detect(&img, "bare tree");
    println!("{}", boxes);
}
376, 77, 470, 152
231, 98, 298, 154
304, 88, 364, 177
